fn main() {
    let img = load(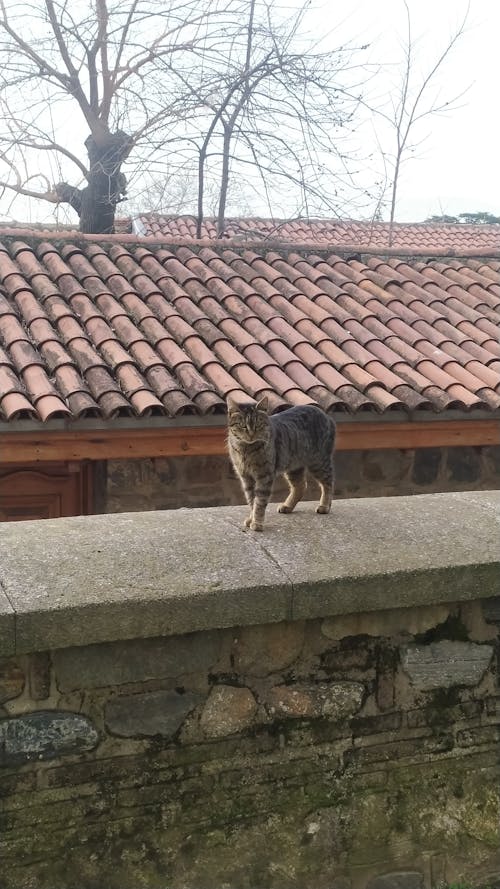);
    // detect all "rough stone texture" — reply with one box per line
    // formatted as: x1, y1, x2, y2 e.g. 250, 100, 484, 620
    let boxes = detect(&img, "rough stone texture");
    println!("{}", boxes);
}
366, 873, 424, 889
482, 596, 500, 623
0, 494, 500, 888
411, 449, 442, 486
402, 640, 494, 689
54, 631, 221, 692
232, 621, 304, 676
0, 711, 98, 765
199, 685, 257, 738
0, 658, 25, 702
322, 604, 450, 640
28, 652, 51, 700
447, 446, 482, 484
0, 603, 499, 888
105, 689, 205, 738
265, 681, 364, 720
362, 449, 413, 484
104, 445, 500, 514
